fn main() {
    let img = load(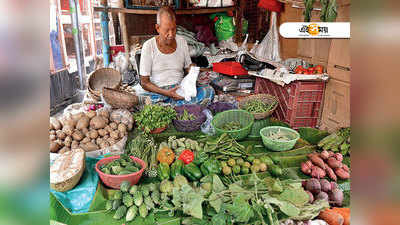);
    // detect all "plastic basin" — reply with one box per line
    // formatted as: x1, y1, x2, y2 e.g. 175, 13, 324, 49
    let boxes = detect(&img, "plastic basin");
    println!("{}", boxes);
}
260, 126, 300, 151
95, 155, 147, 189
